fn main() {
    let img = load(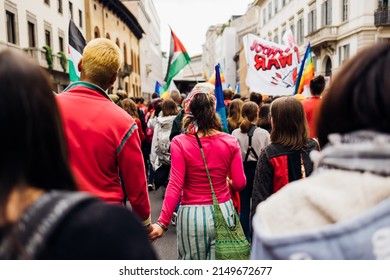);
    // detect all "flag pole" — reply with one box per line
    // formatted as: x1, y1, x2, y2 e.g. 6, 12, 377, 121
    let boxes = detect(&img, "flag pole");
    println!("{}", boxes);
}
187, 62, 199, 84
293, 41, 310, 95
